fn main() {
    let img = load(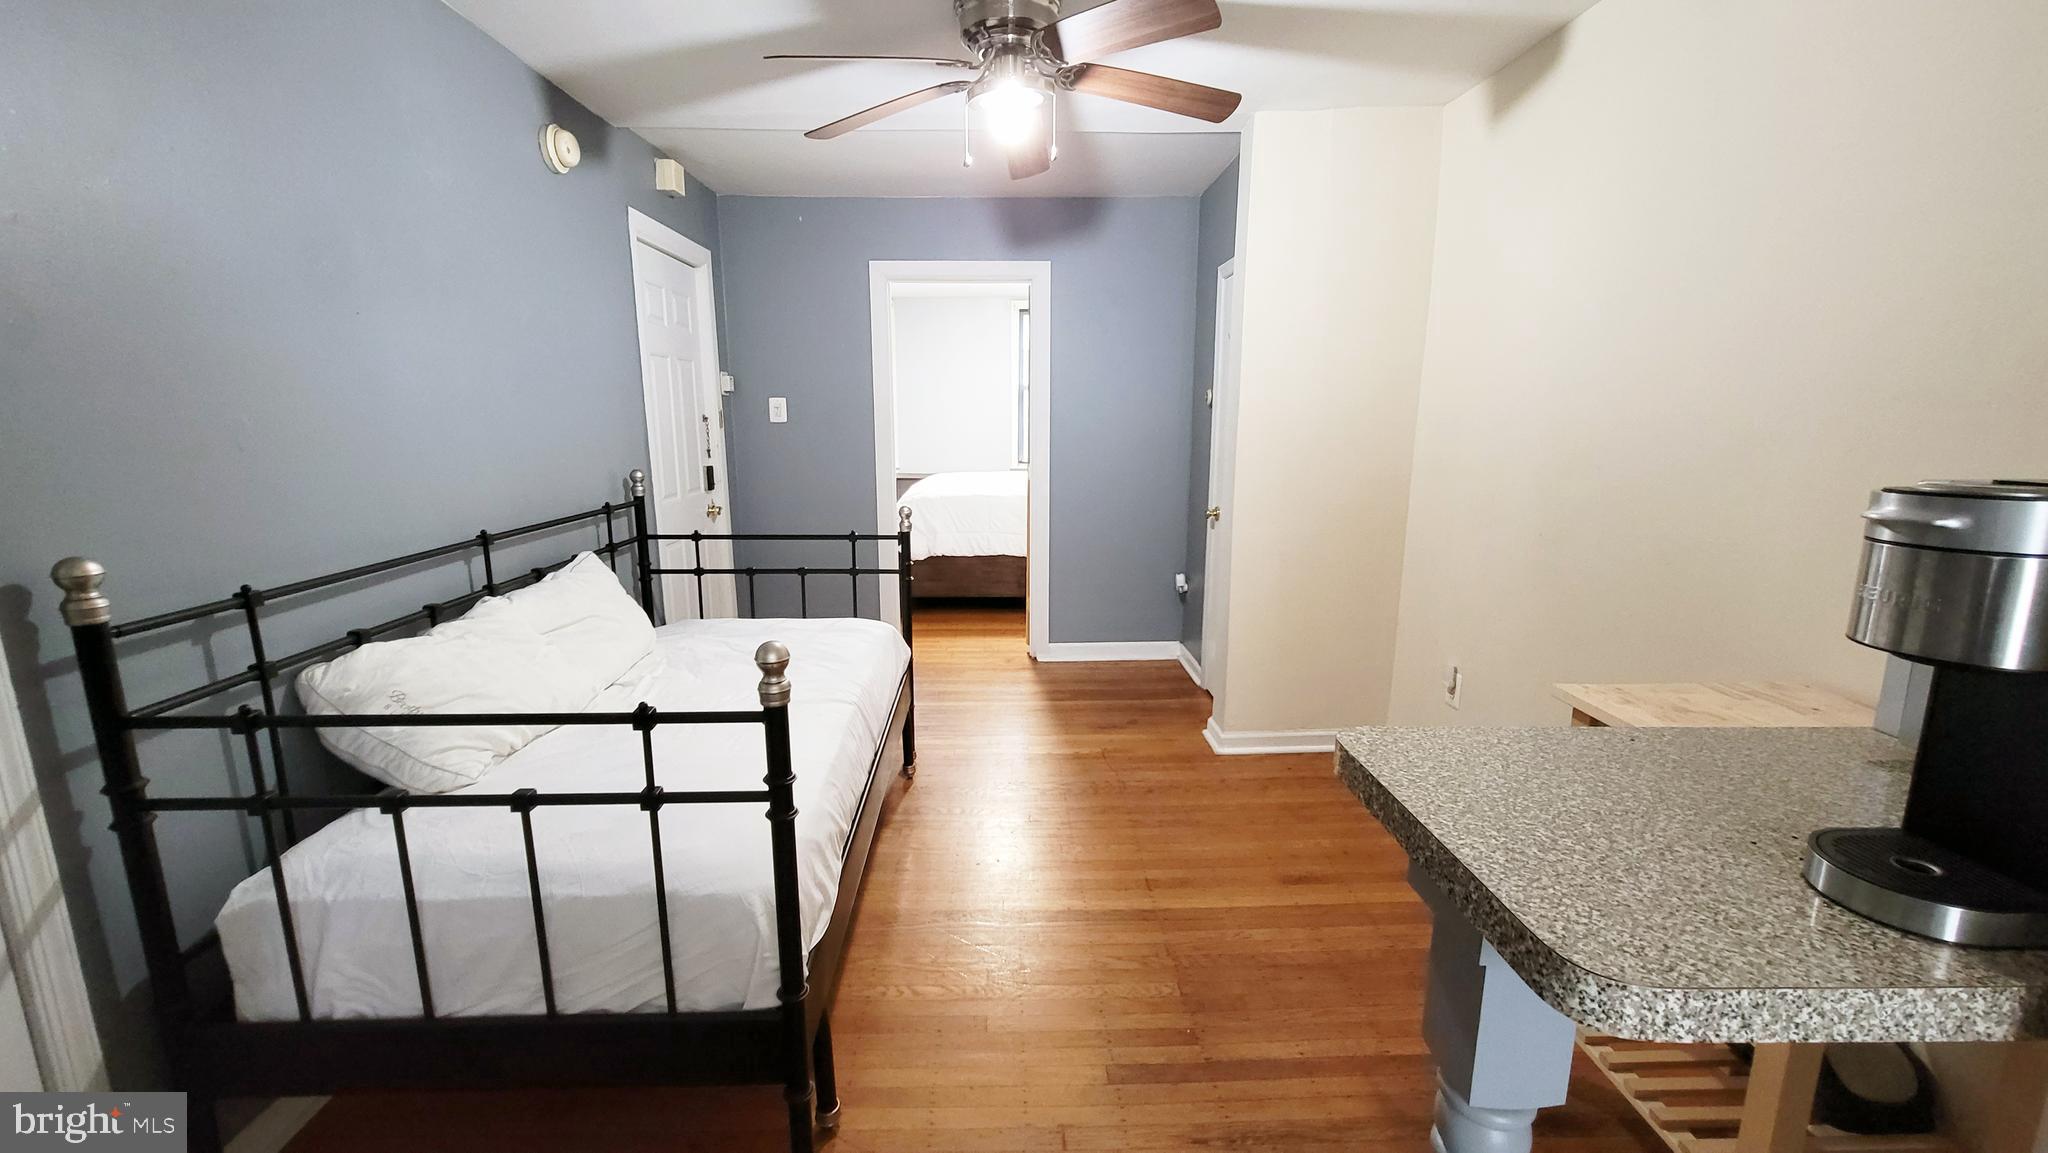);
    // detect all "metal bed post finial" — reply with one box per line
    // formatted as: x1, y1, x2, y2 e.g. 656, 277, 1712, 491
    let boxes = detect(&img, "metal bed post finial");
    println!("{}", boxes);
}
628, 468, 647, 499
53, 557, 112, 626
755, 641, 791, 708
898, 505, 912, 534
